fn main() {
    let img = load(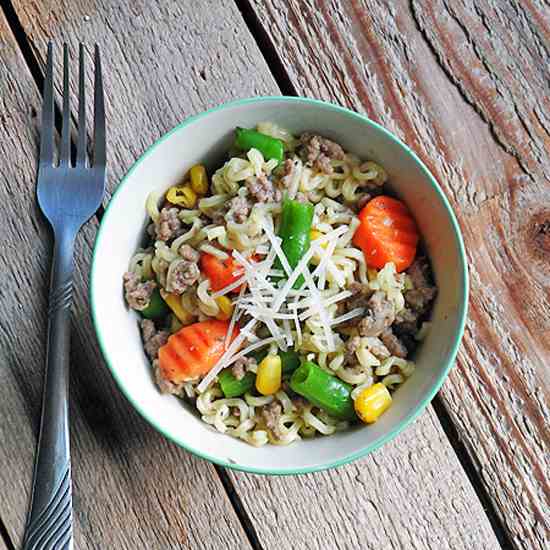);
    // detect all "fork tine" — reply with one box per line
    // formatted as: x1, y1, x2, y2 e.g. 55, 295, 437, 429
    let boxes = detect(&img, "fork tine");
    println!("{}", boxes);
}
76, 44, 87, 166
59, 43, 71, 165
93, 44, 106, 167
40, 42, 54, 166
